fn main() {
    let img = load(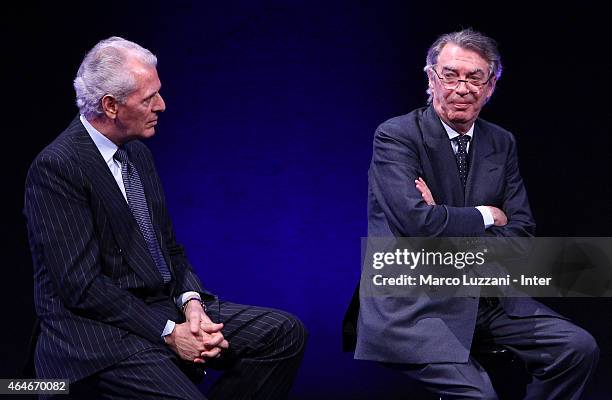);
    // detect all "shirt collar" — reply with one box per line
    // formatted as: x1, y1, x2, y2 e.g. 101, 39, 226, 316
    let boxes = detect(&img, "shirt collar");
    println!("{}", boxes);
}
80, 115, 119, 164
439, 118, 474, 141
